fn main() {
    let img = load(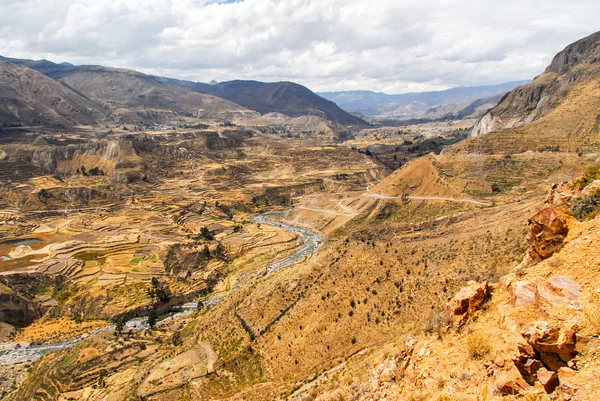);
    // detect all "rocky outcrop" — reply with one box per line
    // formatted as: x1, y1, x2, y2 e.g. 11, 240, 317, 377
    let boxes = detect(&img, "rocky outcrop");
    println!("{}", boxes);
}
512, 321, 583, 394
445, 281, 490, 327
526, 208, 568, 262
545, 31, 600, 75
510, 276, 582, 309
0, 291, 41, 327
471, 31, 600, 137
